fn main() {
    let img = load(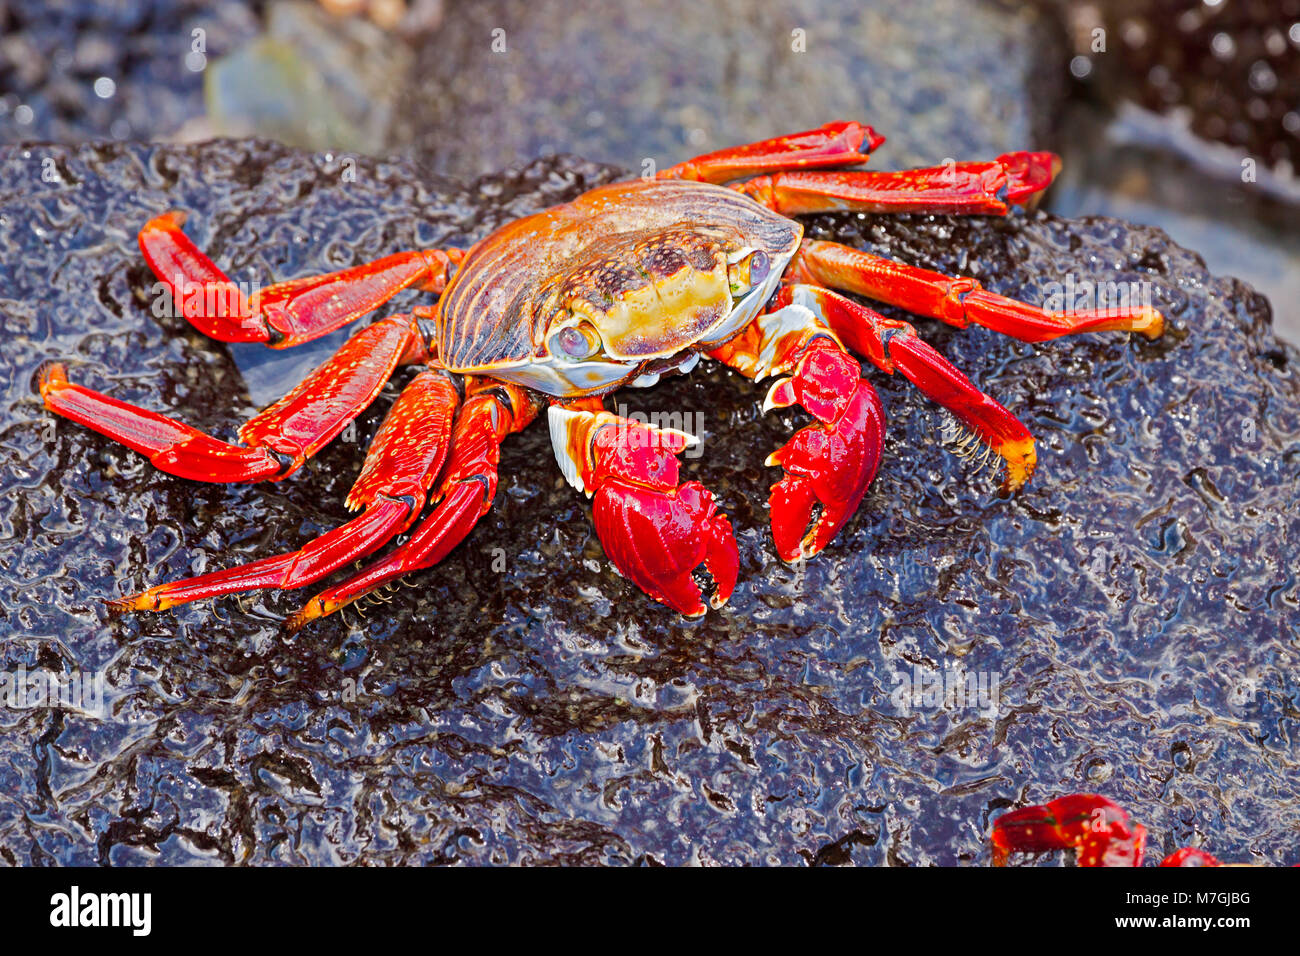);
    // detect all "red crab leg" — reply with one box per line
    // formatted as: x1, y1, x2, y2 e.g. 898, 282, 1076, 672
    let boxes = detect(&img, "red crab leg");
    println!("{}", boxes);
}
140, 210, 459, 348
737, 151, 1061, 215
284, 379, 541, 632
548, 402, 738, 615
791, 240, 1165, 342
710, 312, 885, 562
108, 369, 459, 613
40, 313, 428, 484
775, 284, 1036, 492
658, 121, 885, 184
991, 794, 1148, 867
